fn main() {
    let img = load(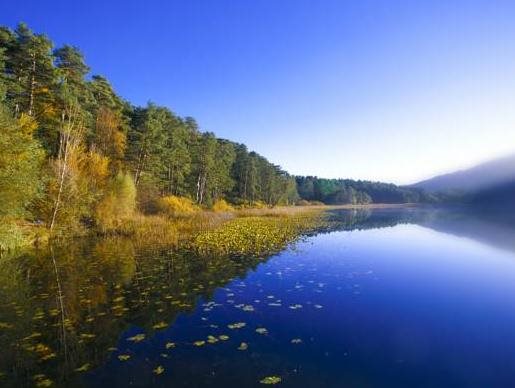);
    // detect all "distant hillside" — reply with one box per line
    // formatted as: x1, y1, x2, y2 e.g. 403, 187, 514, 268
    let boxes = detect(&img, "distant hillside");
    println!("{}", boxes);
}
412, 154, 515, 194
468, 180, 515, 207
296, 176, 432, 205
